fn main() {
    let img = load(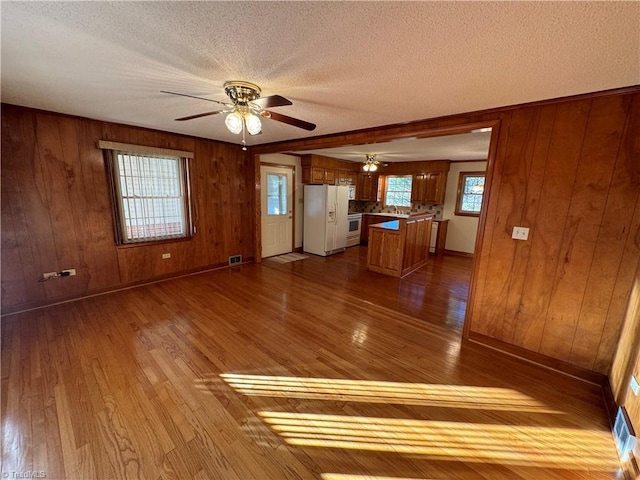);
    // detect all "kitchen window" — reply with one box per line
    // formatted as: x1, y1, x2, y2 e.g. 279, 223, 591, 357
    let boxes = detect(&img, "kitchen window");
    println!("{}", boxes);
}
456, 172, 485, 217
100, 141, 194, 245
384, 175, 412, 207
